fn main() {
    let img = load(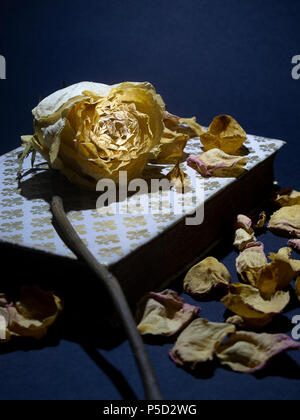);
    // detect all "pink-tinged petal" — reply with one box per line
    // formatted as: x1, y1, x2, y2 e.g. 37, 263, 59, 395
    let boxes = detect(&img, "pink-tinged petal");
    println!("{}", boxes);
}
136, 289, 200, 336
216, 331, 300, 373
